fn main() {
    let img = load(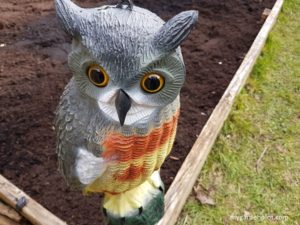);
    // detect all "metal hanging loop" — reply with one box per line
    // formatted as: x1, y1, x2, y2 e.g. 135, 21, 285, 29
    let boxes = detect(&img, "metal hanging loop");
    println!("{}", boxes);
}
116, 0, 133, 10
